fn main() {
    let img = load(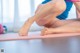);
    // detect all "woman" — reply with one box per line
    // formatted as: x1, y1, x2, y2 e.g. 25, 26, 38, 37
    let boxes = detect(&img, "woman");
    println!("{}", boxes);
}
19, 0, 80, 36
